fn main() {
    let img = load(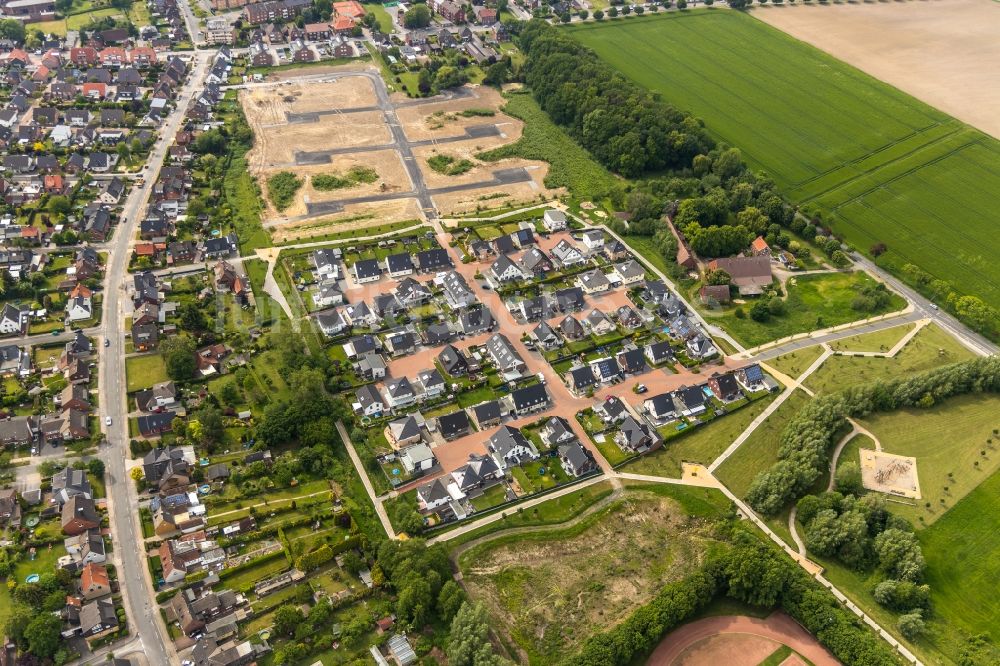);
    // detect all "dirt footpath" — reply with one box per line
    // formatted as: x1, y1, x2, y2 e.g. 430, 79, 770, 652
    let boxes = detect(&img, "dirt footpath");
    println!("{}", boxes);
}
645, 613, 839, 666
756, 0, 1000, 140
